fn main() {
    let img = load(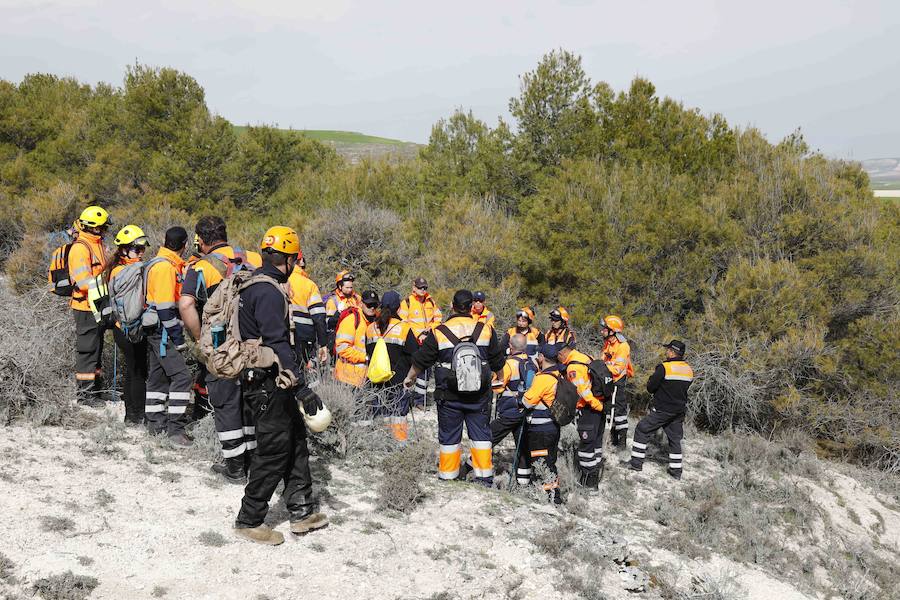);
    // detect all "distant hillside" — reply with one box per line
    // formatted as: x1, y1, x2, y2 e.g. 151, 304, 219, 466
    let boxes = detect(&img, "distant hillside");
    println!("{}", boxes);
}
232, 126, 420, 163
862, 157, 900, 190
